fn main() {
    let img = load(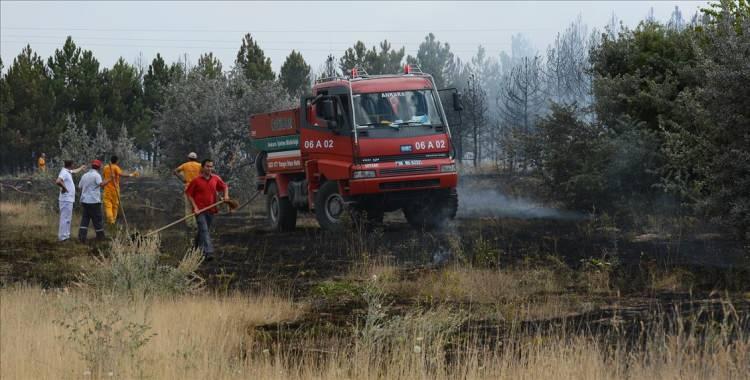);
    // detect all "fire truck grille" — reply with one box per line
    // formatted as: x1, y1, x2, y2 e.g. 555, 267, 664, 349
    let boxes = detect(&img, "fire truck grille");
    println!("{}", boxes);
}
379, 166, 438, 176
379, 179, 441, 191
358, 152, 448, 163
